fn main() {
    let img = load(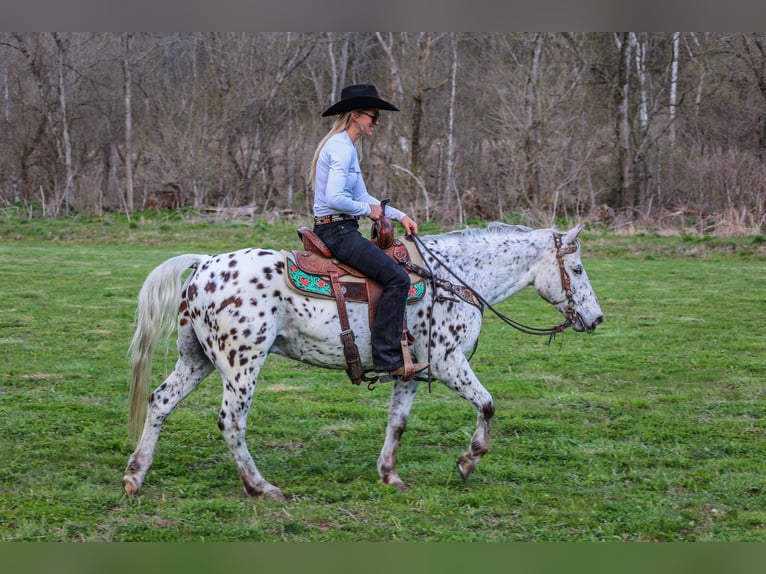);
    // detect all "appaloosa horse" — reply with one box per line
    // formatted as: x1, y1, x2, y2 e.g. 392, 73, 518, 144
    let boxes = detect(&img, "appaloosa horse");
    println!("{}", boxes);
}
123, 223, 603, 500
